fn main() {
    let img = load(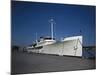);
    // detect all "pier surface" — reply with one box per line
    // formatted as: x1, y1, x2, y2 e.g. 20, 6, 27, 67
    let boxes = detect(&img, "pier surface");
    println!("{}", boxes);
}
11, 51, 96, 74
